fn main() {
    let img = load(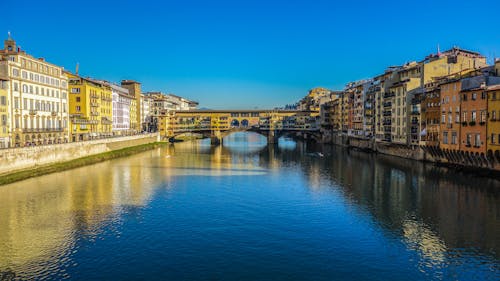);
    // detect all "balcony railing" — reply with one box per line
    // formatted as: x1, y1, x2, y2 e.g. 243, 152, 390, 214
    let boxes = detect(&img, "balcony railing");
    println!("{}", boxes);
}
22, 128, 64, 133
